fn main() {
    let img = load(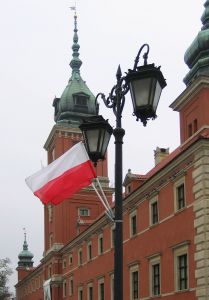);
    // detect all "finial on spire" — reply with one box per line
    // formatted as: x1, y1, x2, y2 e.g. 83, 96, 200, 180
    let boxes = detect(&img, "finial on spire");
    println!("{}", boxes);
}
23, 227, 26, 242
23, 227, 28, 251
70, 0, 77, 16
69, 1, 82, 76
